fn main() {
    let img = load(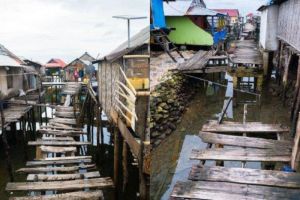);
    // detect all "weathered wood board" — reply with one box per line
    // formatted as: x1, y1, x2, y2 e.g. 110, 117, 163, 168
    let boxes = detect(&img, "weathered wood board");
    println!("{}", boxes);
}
9, 190, 104, 200
170, 181, 300, 199
40, 146, 77, 153
26, 156, 92, 166
27, 171, 100, 181
199, 131, 292, 149
28, 140, 90, 146
190, 148, 291, 162
189, 165, 300, 188
6, 177, 113, 191
202, 120, 289, 133
17, 164, 96, 173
